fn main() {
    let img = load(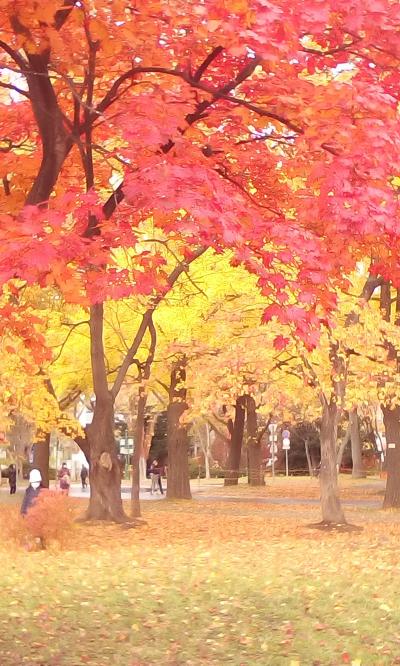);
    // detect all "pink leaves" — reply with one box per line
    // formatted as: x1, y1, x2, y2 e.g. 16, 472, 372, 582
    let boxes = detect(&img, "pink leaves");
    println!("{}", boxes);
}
273, 335, 290, 350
